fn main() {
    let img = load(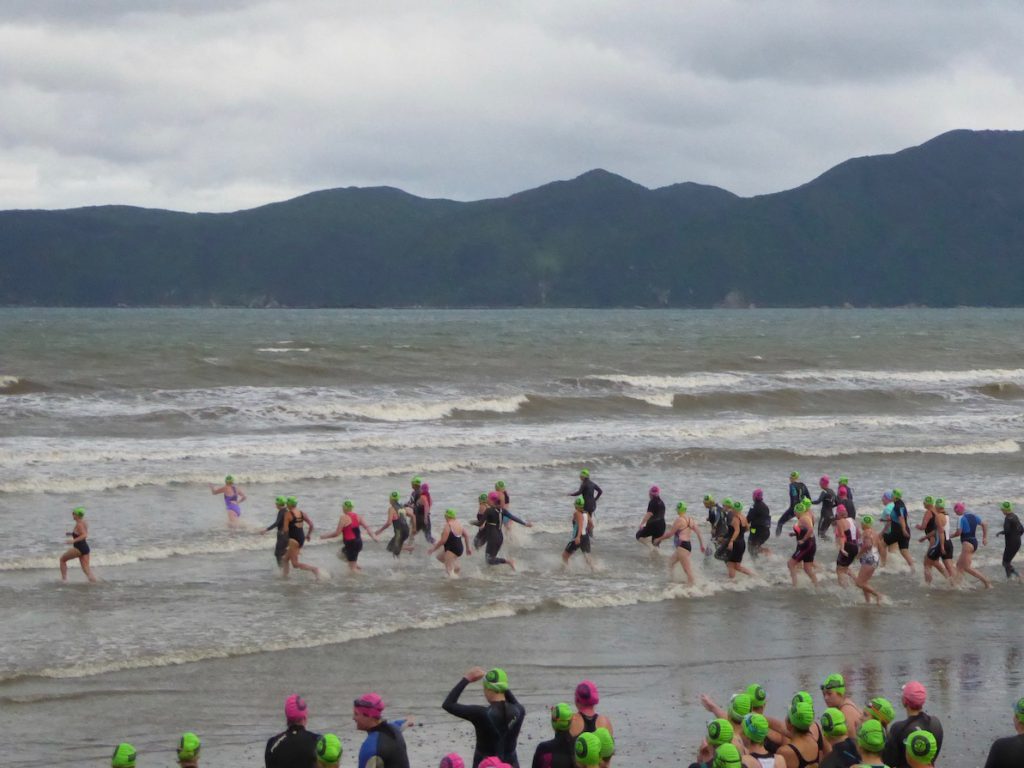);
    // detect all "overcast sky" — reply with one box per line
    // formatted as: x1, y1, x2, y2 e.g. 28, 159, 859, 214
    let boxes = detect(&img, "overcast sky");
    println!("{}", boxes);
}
1, 0, 1022, 212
